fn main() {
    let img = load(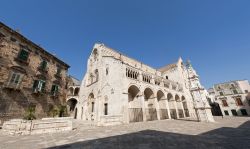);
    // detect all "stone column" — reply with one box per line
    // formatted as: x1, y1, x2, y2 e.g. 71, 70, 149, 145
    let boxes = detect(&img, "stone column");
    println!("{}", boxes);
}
165, 99, 171, 120
174, 100, 179, 119
180, 101, 186, 118
154, 97, 160, 120
141, 95, 146, 122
